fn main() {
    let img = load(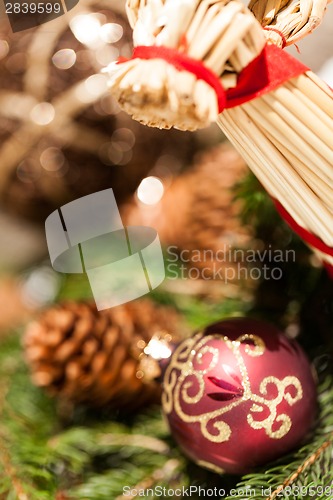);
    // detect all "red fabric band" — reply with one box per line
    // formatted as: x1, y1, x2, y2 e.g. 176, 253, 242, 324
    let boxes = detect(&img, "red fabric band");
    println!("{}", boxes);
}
273, 199, 333, 258
127, 45, 227, 112
118, 44, 308, 111
225, 44, 308, 107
